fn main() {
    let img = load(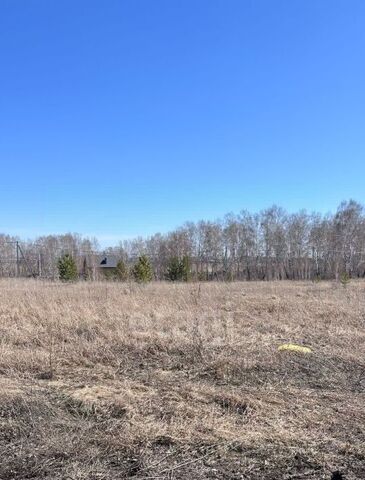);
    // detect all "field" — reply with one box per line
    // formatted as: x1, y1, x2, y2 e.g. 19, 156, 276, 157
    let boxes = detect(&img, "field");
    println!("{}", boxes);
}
0, 279, 364, 480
